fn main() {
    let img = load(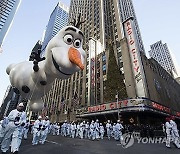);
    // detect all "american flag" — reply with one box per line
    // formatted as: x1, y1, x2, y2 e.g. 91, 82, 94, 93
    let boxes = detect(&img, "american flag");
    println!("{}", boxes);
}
59, 97, 65, 111
72, 92, 79, 107
50, 103, 56, 113
42, 103, 48, 116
